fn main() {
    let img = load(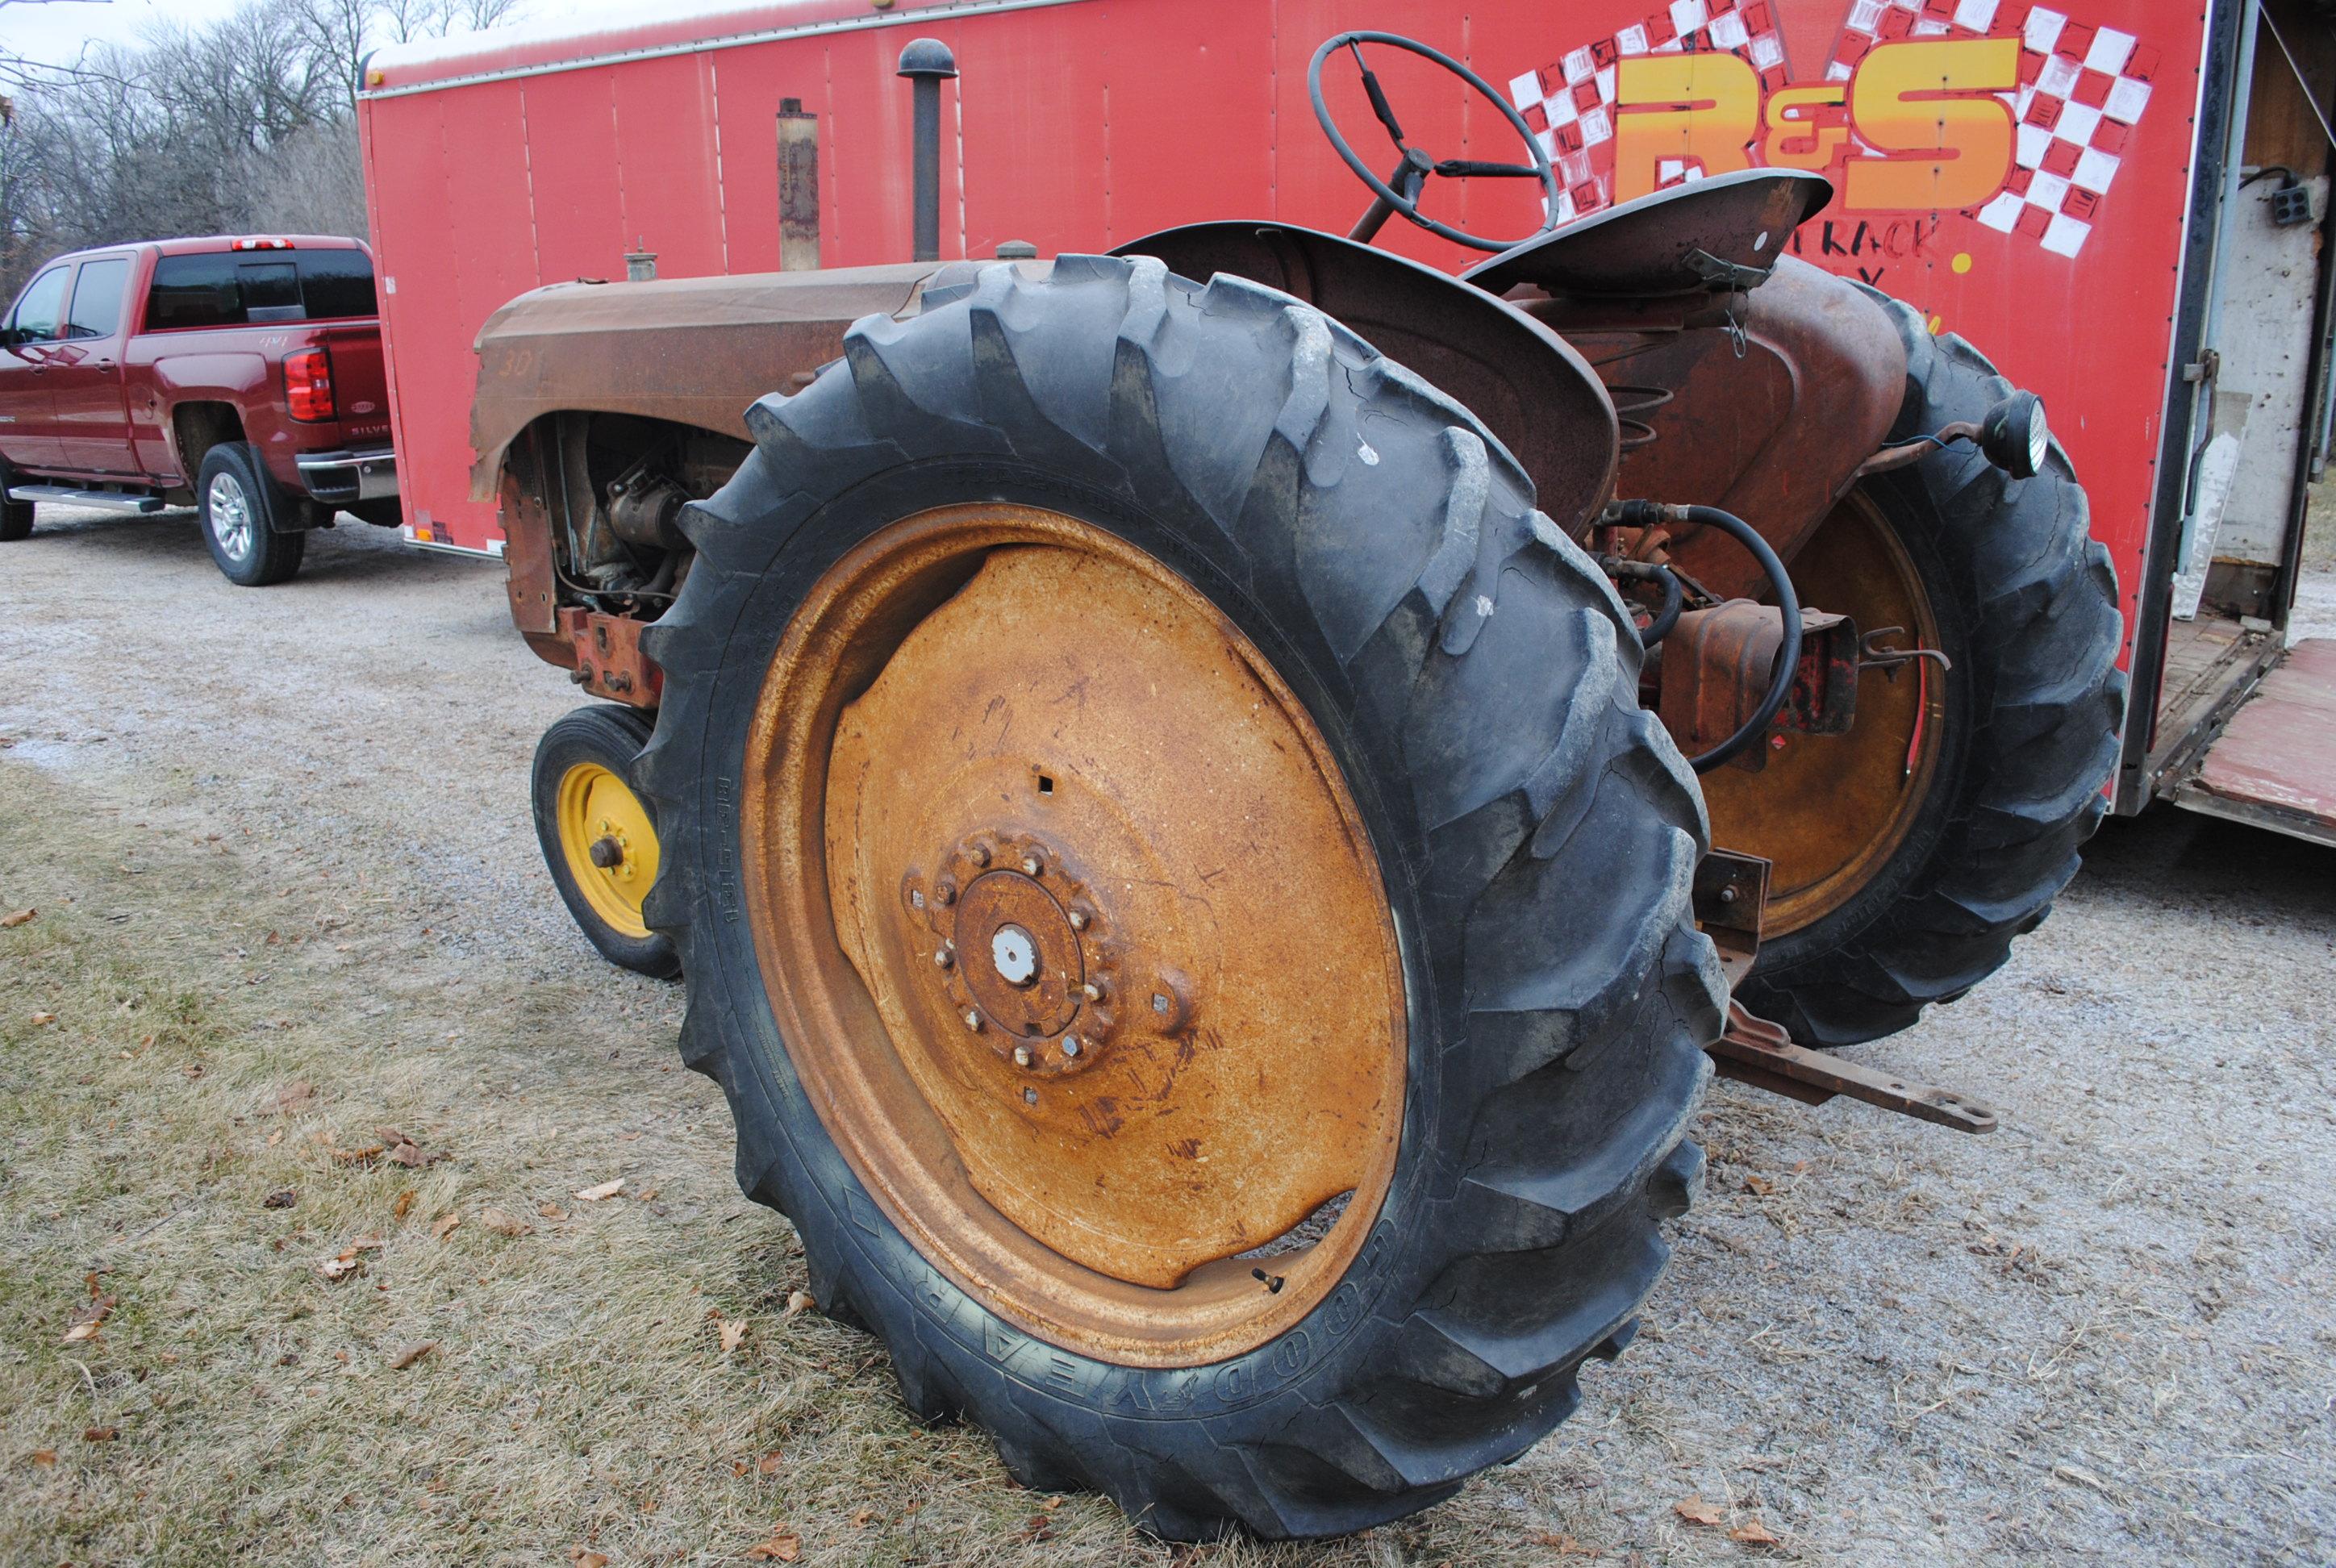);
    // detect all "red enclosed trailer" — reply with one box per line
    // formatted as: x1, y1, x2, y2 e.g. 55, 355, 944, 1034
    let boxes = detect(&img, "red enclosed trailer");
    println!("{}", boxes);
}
357, 0, 2335, 845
